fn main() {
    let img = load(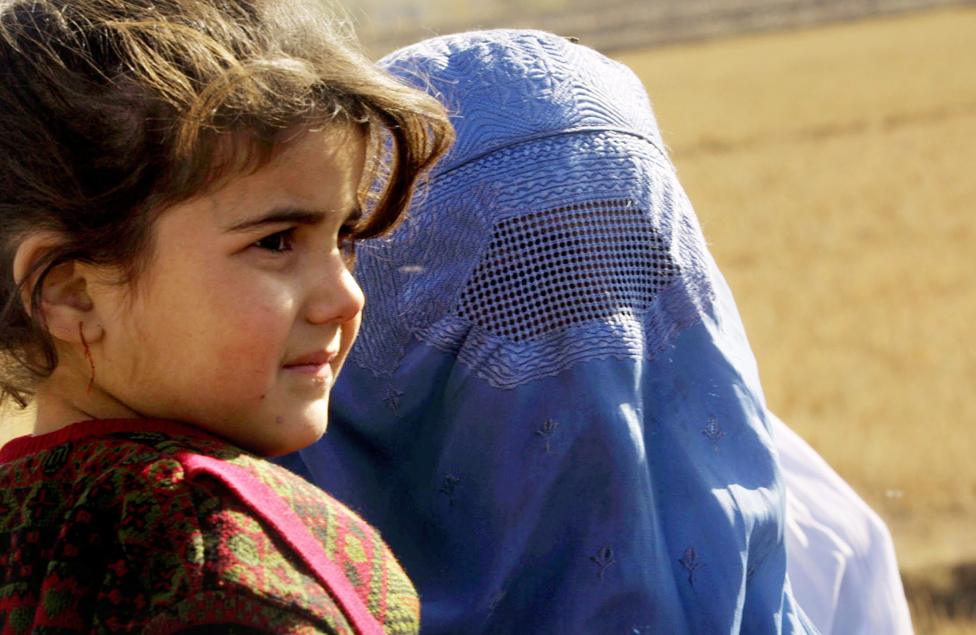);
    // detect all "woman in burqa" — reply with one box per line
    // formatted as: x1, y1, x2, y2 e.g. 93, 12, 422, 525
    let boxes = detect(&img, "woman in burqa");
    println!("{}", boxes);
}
285, 30, 911, 635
